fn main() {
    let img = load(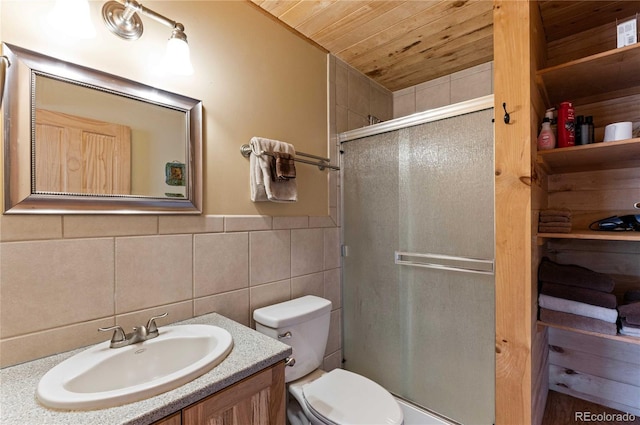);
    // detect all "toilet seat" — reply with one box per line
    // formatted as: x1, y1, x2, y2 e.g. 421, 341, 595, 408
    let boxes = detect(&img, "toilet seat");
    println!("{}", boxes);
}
301, 369, 403, 425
